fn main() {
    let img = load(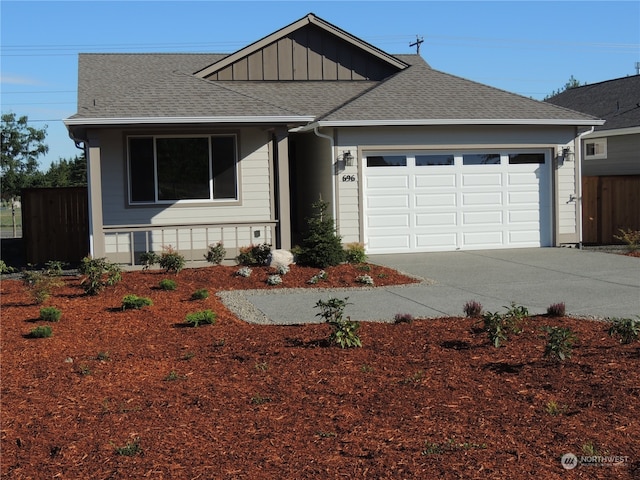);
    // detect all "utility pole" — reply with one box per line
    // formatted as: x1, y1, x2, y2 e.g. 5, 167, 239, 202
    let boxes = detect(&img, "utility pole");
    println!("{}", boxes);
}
410, 35, 424, 54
